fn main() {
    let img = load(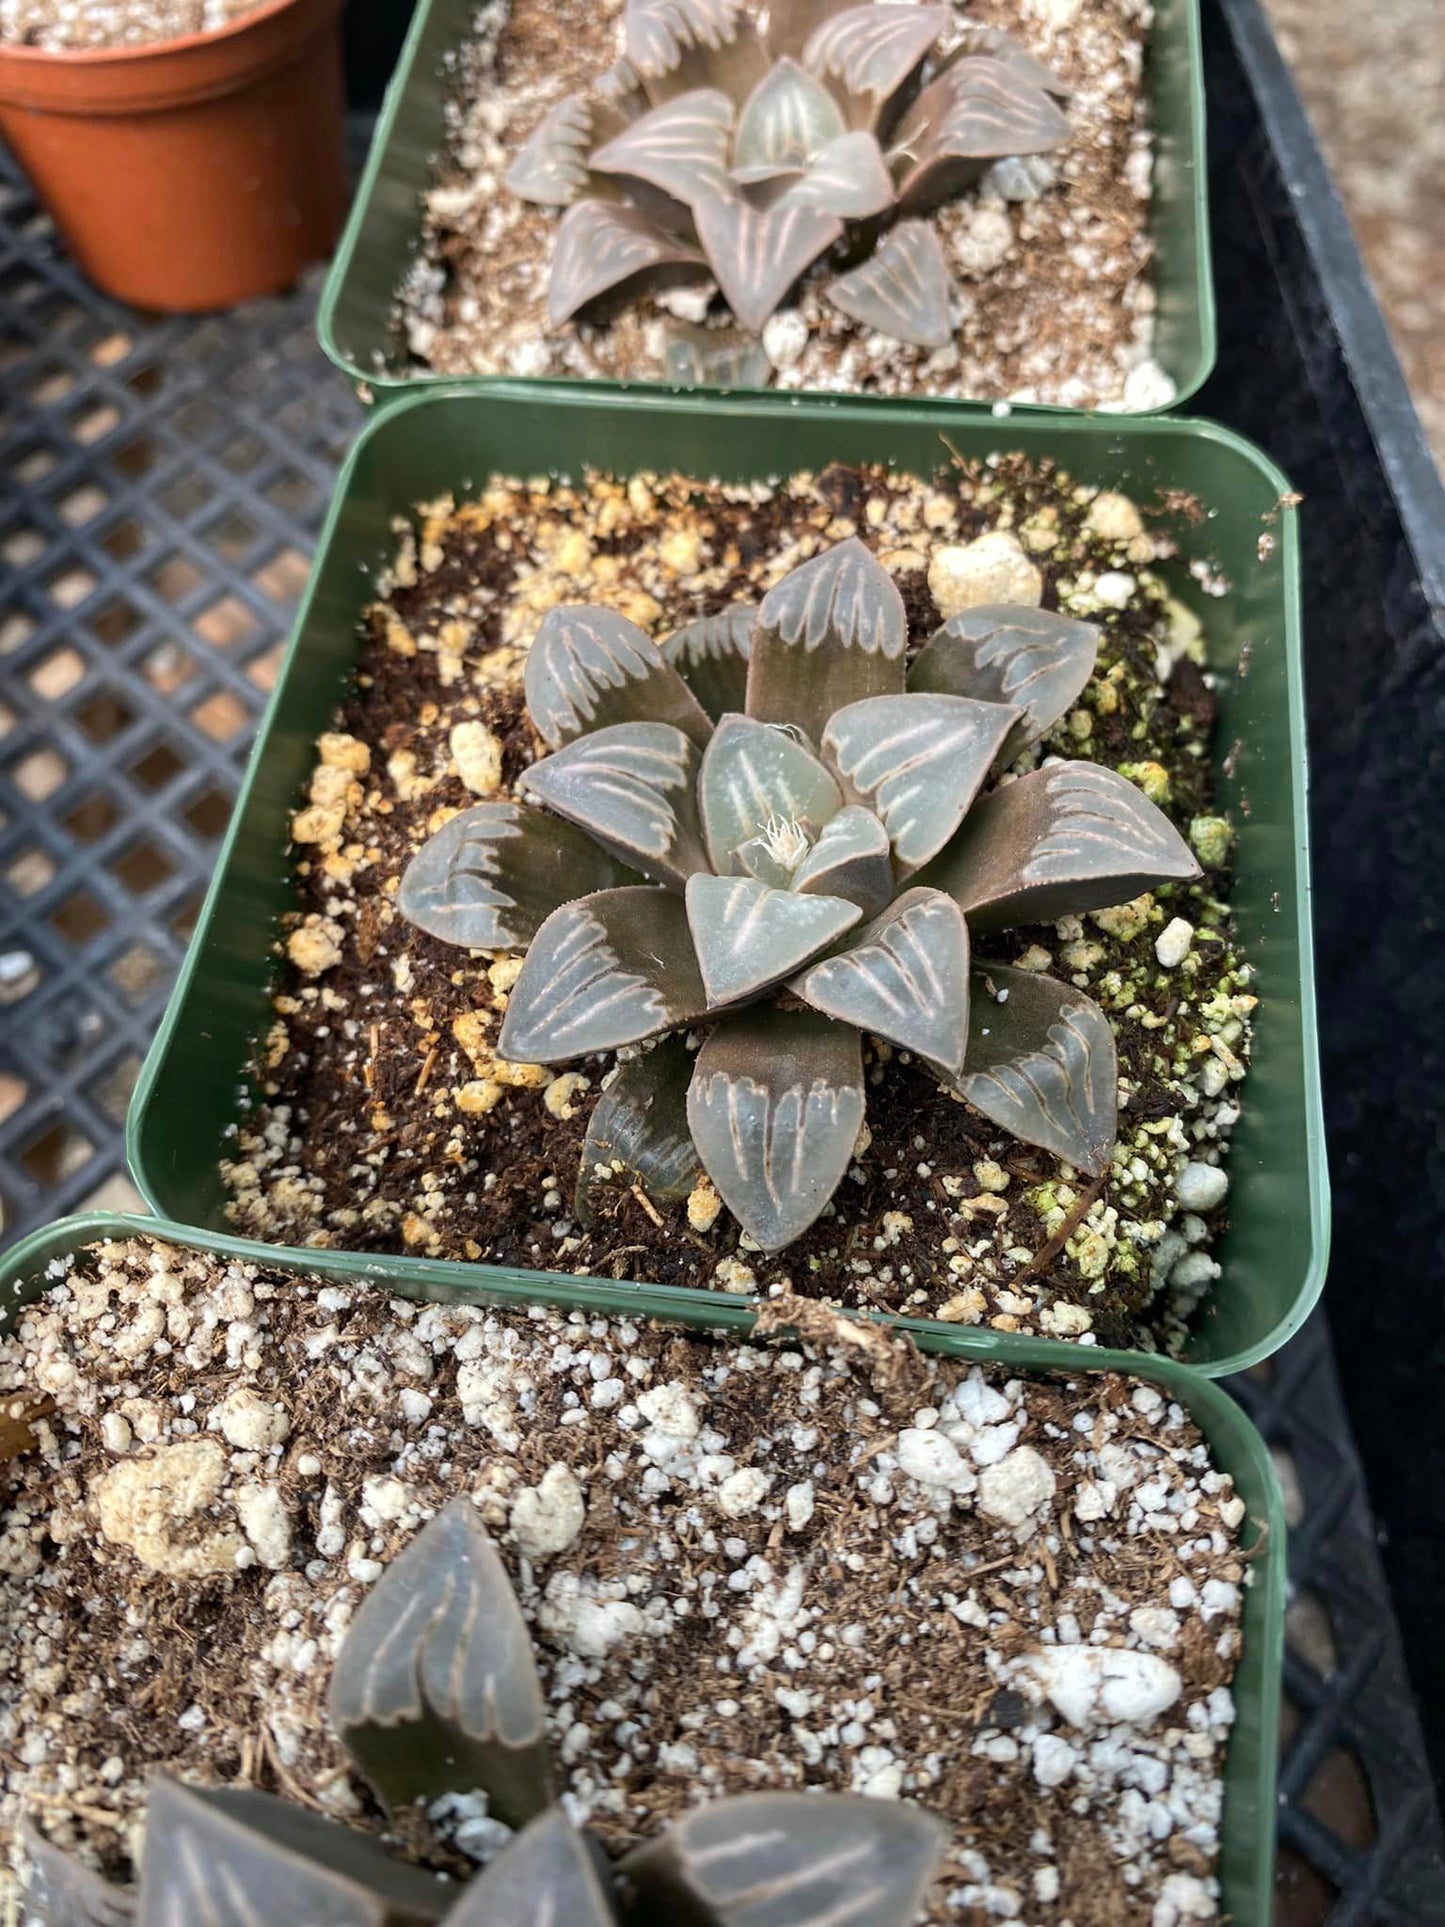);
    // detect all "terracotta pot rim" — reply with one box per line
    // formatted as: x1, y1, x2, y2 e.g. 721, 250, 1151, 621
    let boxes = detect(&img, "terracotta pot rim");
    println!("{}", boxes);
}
0, 0, 301, 67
